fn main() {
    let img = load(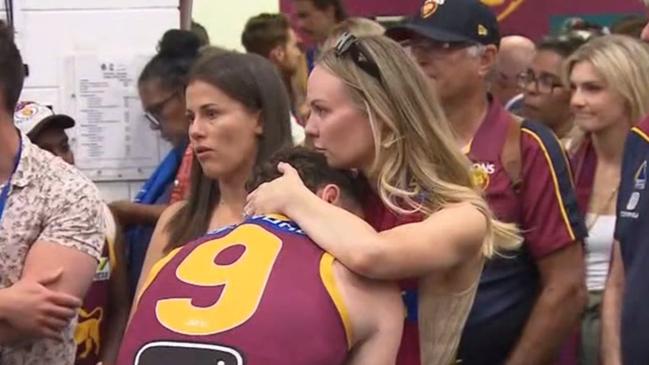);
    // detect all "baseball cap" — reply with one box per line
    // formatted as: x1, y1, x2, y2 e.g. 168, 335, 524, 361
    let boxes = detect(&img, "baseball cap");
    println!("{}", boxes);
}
14, 101, 75, 138
386, 0, 501, 47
